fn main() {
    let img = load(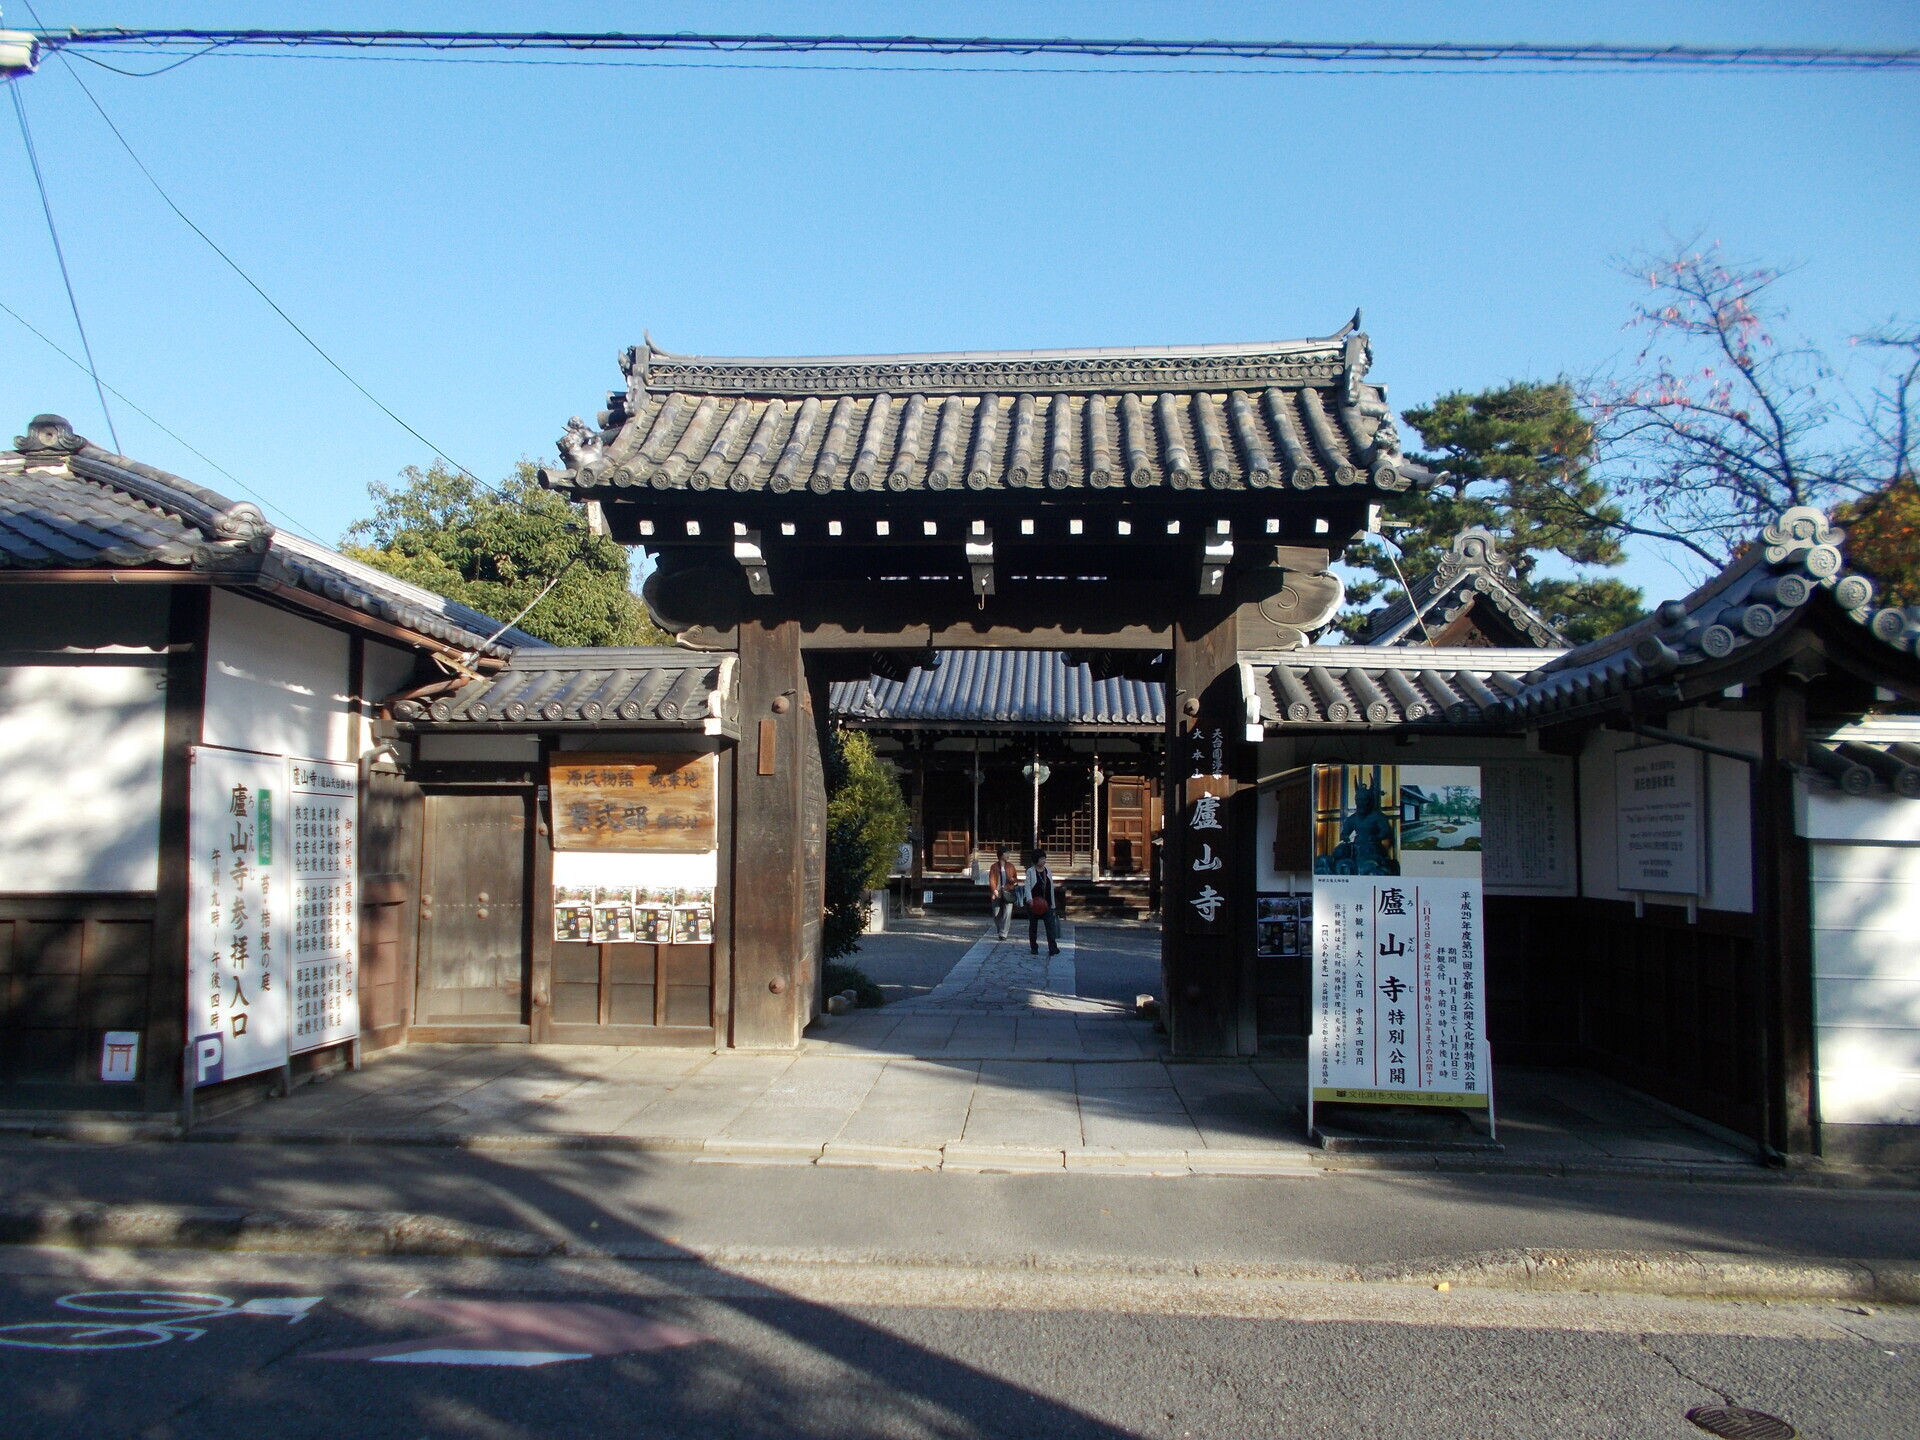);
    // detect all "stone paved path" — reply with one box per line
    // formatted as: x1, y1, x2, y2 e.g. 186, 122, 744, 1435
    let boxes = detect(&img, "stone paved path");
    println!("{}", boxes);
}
813, 921, 1161, 1060
898, 923, 1111, 1014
